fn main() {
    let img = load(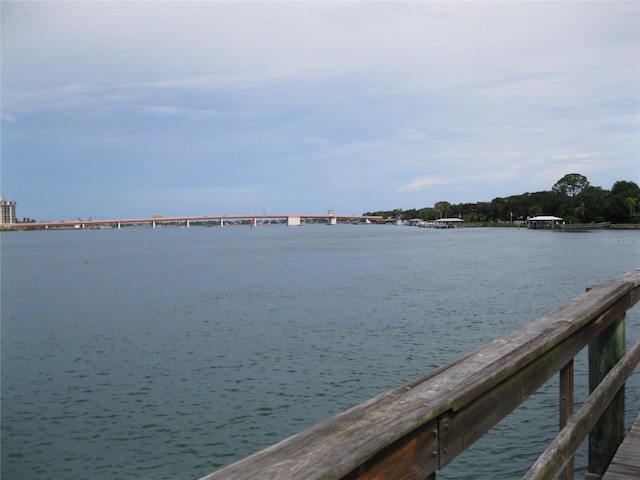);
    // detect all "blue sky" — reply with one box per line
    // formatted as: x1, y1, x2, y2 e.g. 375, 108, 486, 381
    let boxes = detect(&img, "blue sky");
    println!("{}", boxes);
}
1, 1, 638, 220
